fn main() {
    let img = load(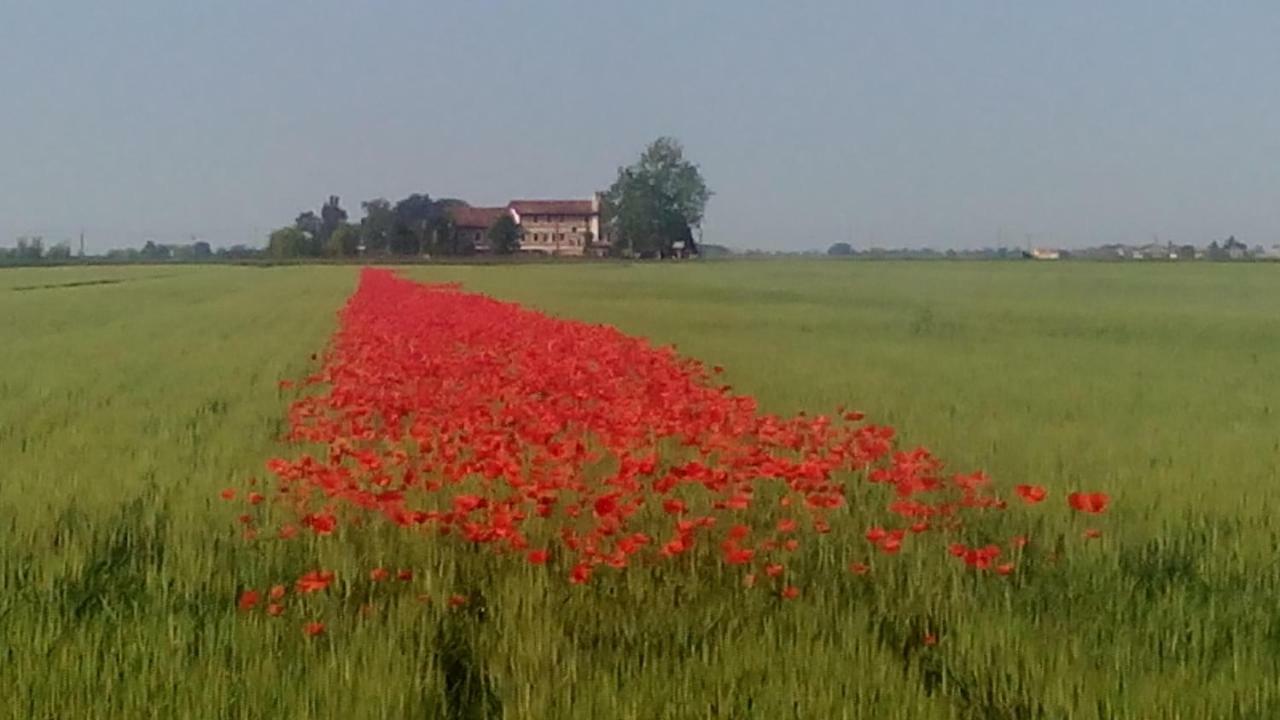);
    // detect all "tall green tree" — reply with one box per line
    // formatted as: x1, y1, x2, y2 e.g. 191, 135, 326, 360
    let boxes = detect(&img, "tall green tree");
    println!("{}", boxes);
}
487, 214, 521, 255
604, 137, 711, 258
360, 198, 395, 254
268, 226, 308, 258
323, 222, 360, 257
